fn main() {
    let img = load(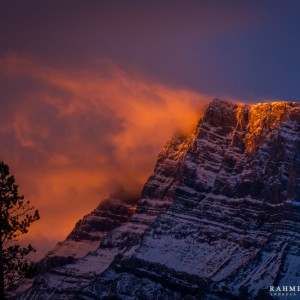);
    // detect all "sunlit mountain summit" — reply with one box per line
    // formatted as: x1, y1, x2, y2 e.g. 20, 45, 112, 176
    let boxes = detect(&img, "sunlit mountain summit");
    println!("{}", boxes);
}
15, 99, 300, 300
